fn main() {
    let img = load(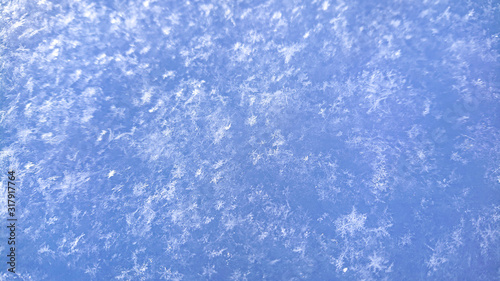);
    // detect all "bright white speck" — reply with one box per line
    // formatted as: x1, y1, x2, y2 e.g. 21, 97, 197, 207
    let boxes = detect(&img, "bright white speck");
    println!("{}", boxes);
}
272, 12, 282, 20
322, 1, 330, 11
